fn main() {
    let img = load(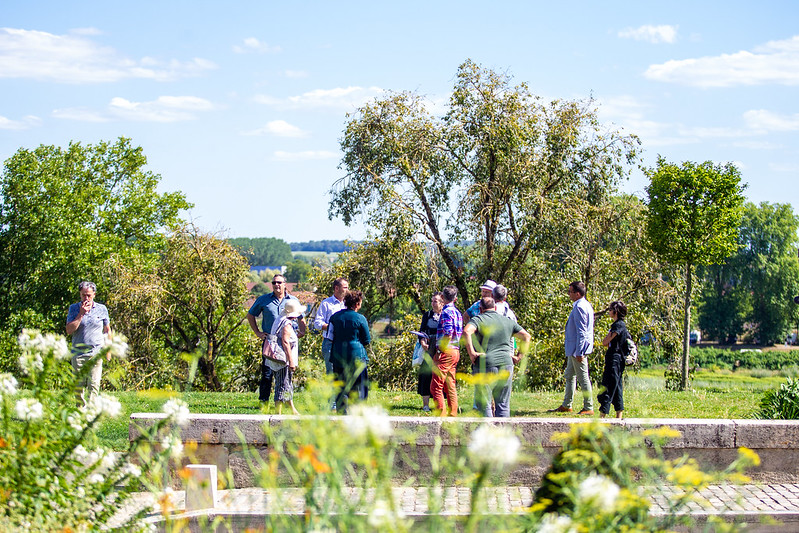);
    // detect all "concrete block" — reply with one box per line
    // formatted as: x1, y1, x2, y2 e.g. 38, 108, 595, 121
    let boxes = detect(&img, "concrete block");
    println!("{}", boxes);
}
735, 419, 799, 449
185, 464, 217, 511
